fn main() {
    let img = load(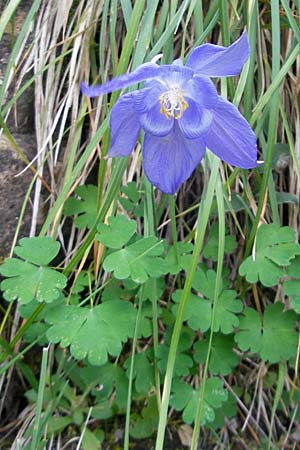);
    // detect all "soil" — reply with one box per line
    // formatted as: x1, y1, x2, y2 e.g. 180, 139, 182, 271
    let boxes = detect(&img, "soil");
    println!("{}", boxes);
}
0, 1, 36, 258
